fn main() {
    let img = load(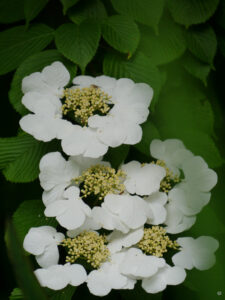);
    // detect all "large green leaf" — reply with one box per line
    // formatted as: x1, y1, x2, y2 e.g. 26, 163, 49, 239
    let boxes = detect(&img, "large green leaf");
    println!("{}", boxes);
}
111, 0, 165, 31
102, 15, 140, 55
13, 200, 57, 243
9, 50, 77, 115
182, 53, 211, 84
186, 26, 217, 65
103, 52, 162, 103
0, 133, 58, 183
0, 0, 24, 24
0, 24, 54, 75
69, 0, 107, 24
7, 221, 48, 300
168, 0, 219, 26
134, 121, 160, 156
55, 21, 101, 73
138, 13, 186, 65
49, 286, 76, 300
60, 0, 79, 14
24, 0, 49, 24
